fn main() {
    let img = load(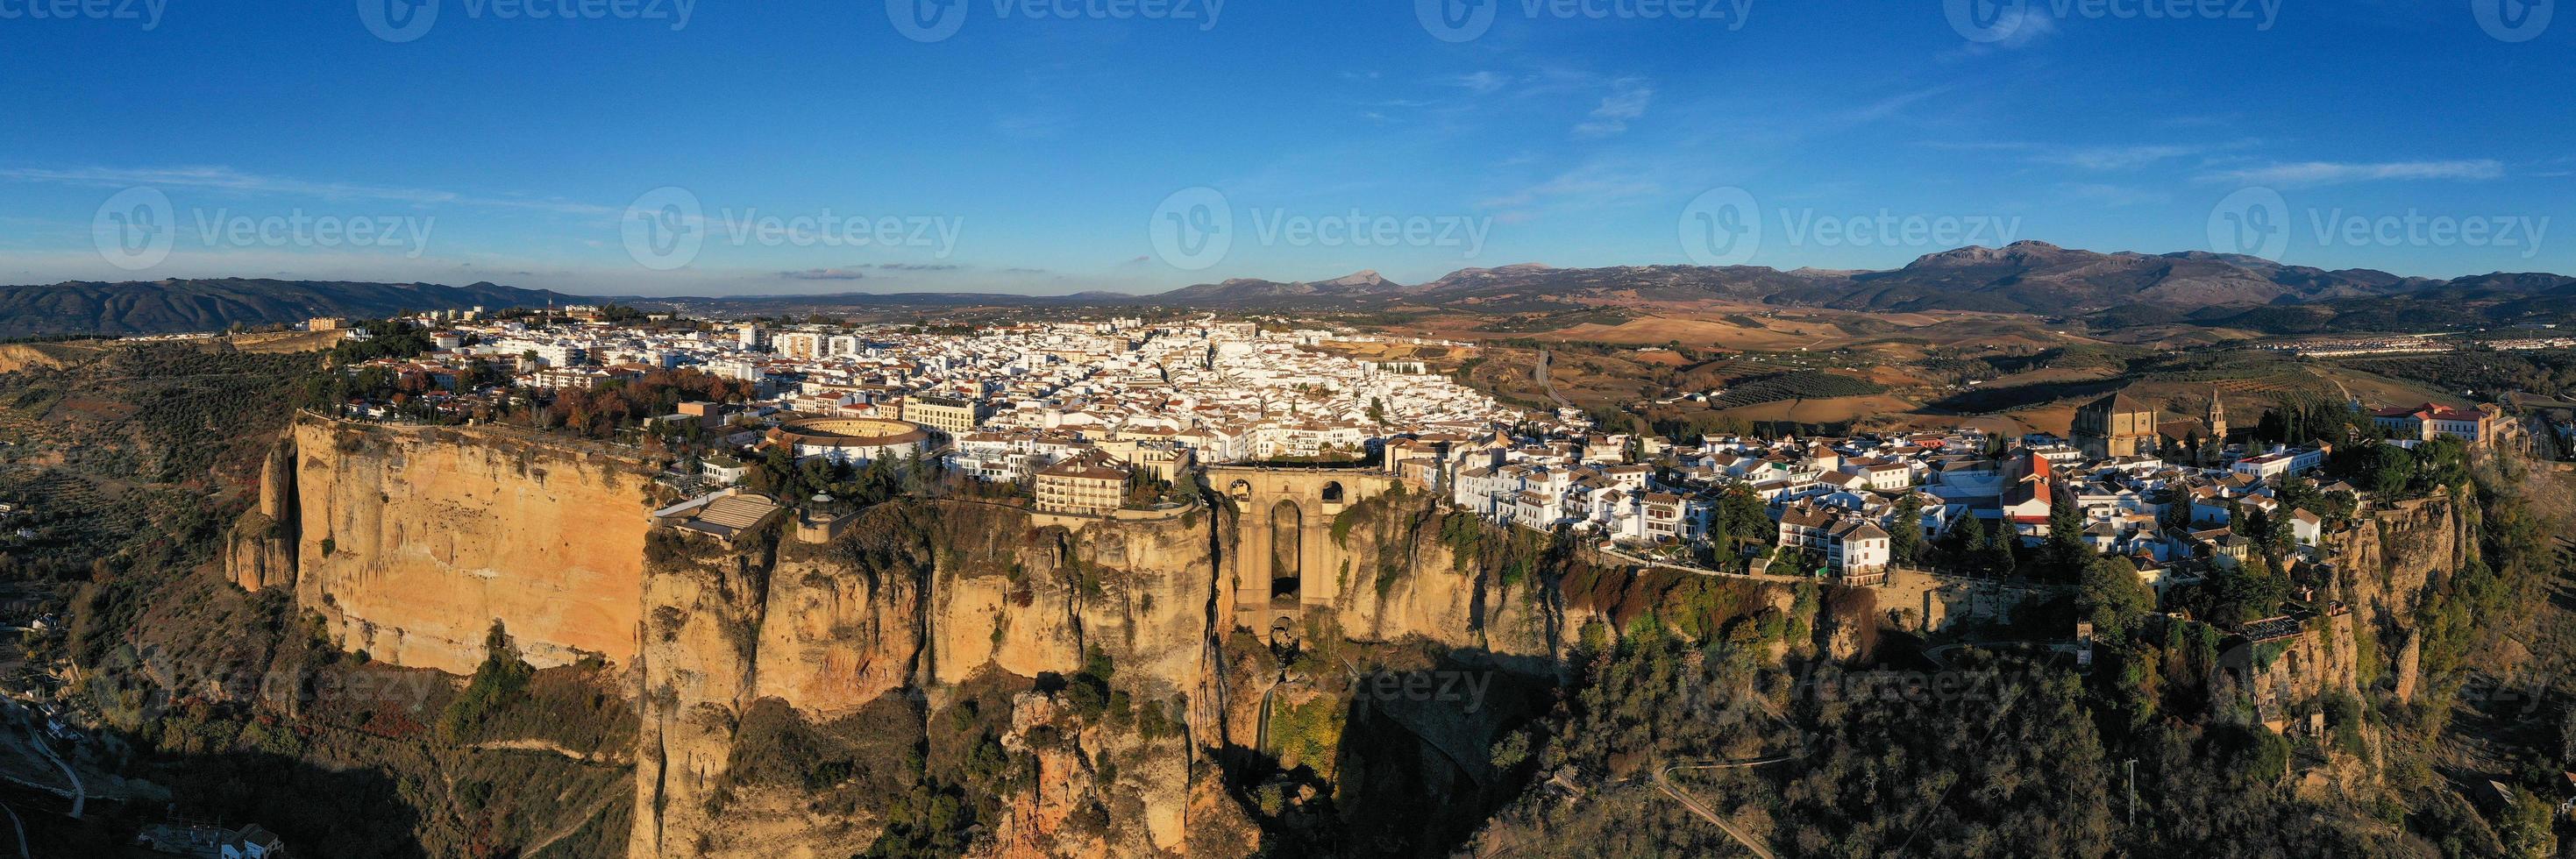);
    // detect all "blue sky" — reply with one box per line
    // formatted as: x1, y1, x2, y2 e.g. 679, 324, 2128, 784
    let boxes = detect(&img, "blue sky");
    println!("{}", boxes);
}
1, 0, 2568, 296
